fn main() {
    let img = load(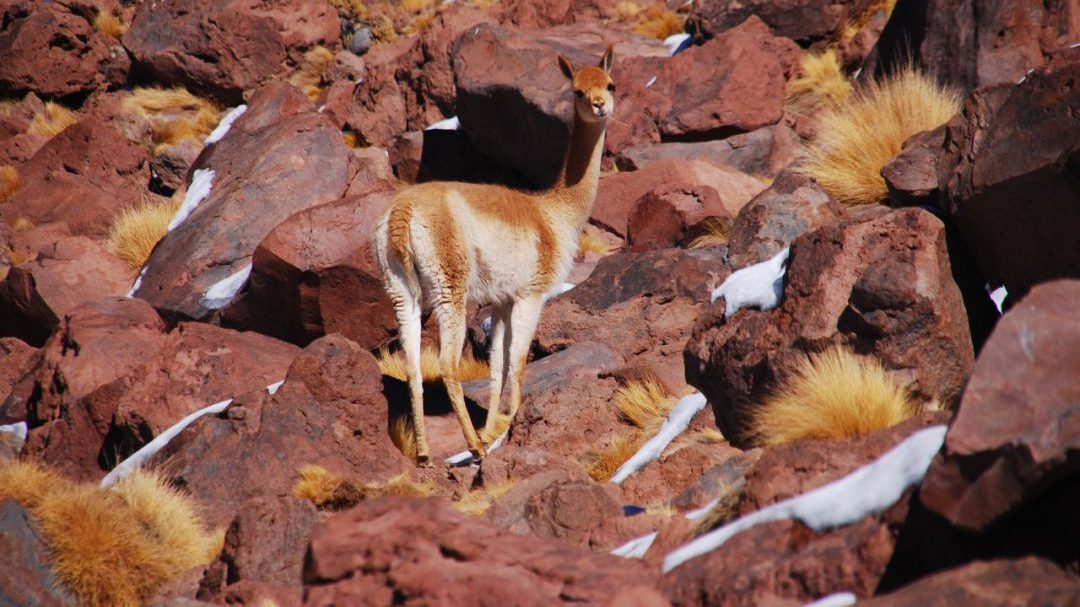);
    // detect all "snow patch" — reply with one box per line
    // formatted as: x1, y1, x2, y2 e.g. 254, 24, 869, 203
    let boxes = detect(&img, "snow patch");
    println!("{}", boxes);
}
801, 593, 857, 607
0, 421, 27, 442
167, 168, 215, 232
127, 265, 148, 298
611, 531, 658, 559
446, 430, 507, 466
710, 247, 789, 318
101, 398, 234, 488
988, 285, 1008, 313
663, 425, 947, 573
685, 497, 721, 522
204, 105, 247, 145
663, 33, 691, 55
426, 115, 461, 131
646, 75, 658, 88
611, 392, 708, 484
200, 263, 252, 310
266, 380, 285, 395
